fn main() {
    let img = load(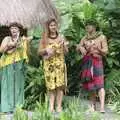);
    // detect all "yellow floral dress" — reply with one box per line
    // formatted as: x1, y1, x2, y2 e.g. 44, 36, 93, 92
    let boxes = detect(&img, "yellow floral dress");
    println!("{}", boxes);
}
43, 41, 67, 91
0, 37, 28, 68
